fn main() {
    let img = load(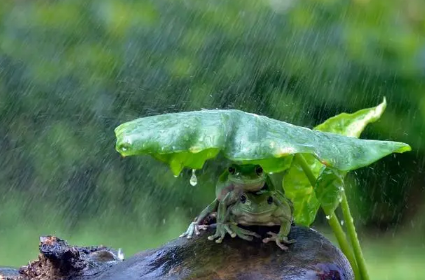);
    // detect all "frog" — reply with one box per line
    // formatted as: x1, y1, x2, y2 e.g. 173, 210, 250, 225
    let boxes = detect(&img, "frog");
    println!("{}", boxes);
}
225, 189, 296, 250
180, 164, 275, 243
